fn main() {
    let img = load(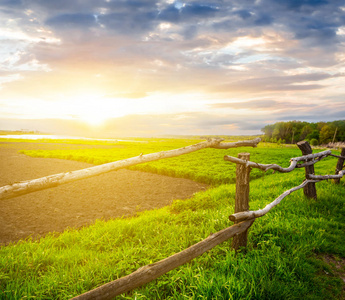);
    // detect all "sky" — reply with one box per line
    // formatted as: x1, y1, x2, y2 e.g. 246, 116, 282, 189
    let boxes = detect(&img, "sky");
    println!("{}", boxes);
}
0, 0, 345, 137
